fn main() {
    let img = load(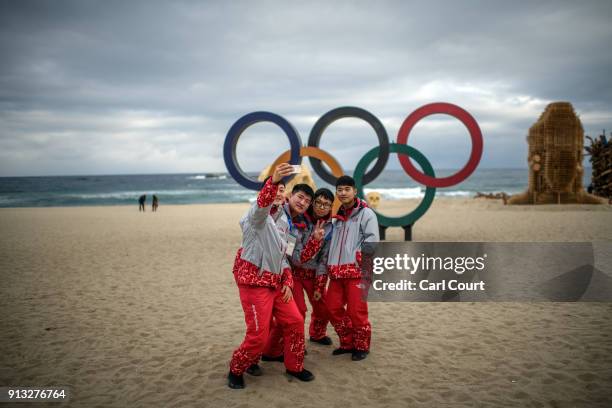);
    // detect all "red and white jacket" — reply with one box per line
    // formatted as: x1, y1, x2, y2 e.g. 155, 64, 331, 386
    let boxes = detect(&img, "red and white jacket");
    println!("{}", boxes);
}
232, 178, 293, 289
288, 211, 331, 281
325, 198, 379, 280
